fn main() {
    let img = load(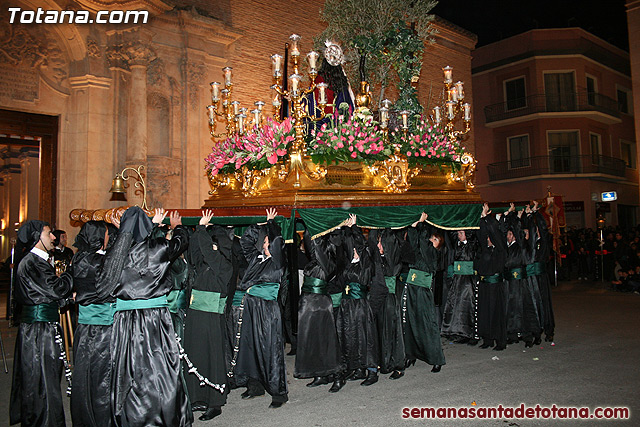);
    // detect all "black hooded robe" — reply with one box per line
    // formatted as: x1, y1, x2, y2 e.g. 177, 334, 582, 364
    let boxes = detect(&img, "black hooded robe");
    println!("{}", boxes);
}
10, 220, 74, 427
